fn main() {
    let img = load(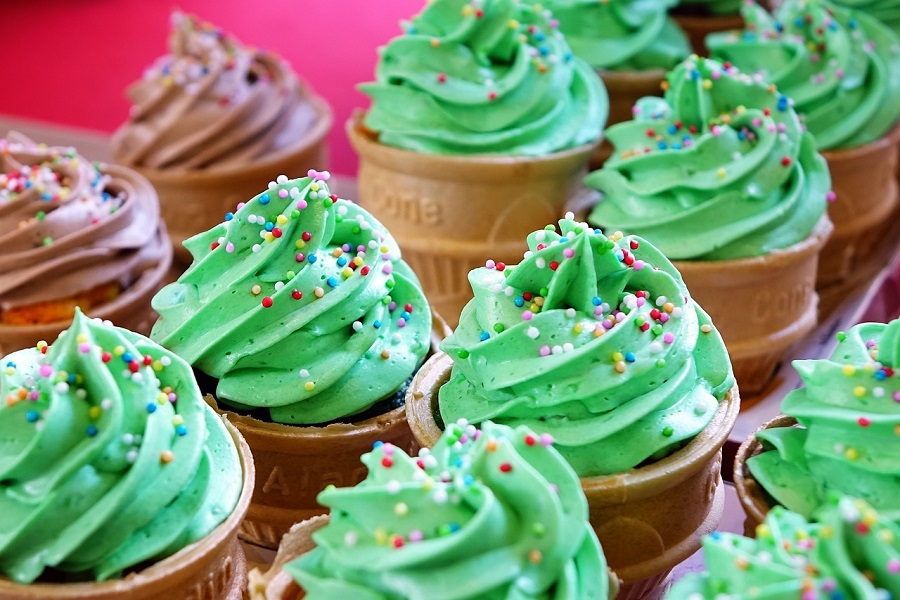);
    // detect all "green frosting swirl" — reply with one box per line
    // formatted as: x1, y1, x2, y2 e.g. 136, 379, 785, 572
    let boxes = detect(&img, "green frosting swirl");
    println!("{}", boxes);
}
285, 420, 609, 599
585, 55, 830, 261
676, 0, 743, 16
535, 0, 691, 71
438, 215, 734, 477
747, 318, 900, 522
707, 0, 900, 150
831, 0, 900, 36
151, 172, 431, 425
0, 310, 242, 583
667, 496, 900, 600
360, 0, 608, 155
